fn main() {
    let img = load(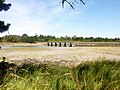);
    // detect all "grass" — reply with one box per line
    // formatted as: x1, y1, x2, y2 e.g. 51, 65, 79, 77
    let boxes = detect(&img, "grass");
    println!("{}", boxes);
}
0, 59, 120, 90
